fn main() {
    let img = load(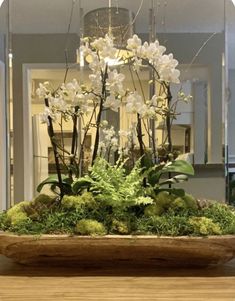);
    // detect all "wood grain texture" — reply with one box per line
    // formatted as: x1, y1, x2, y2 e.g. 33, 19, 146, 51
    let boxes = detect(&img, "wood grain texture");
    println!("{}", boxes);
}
0, 232, 235, 266
0, 255, 235, 301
